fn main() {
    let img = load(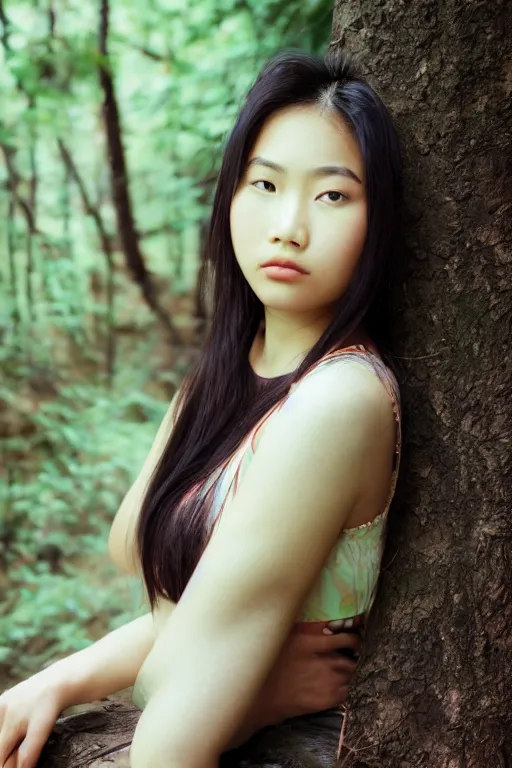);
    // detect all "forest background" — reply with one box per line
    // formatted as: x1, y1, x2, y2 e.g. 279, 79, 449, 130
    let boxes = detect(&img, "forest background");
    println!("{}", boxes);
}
0, 0, 335, 693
